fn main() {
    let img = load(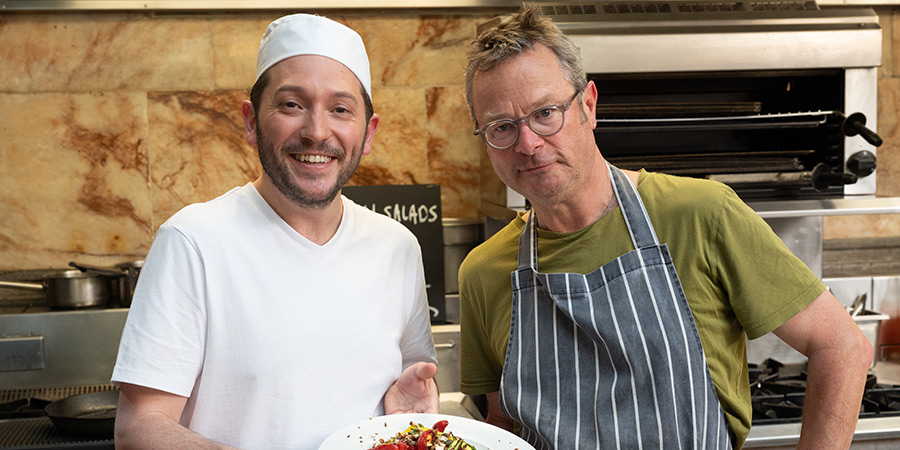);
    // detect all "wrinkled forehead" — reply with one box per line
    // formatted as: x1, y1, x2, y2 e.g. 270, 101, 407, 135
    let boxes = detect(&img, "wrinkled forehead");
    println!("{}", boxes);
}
472, 48, 569, 122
